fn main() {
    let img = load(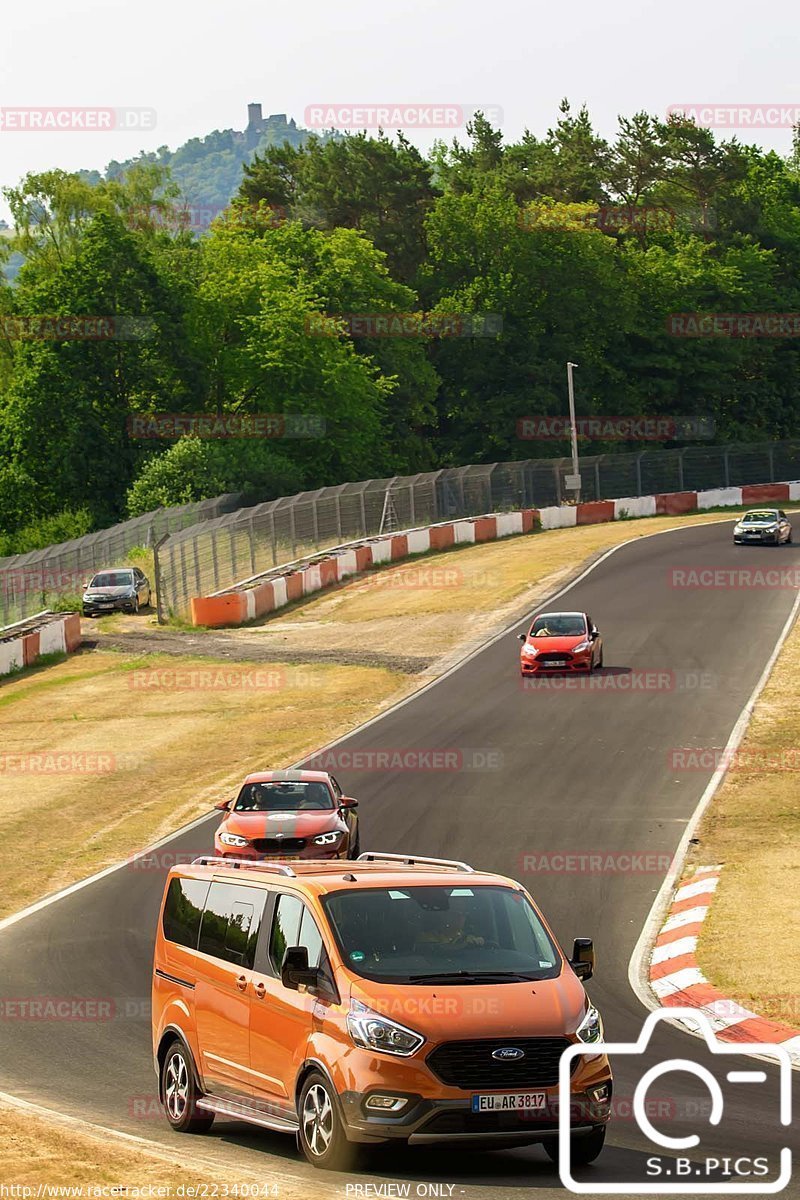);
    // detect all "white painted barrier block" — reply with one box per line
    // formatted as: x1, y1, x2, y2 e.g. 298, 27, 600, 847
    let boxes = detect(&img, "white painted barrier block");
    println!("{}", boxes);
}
336, 550, 359, 580
453, 521, 476, 544
788, 482, 800, 501
38, 619, 66, 655
538, 506, 578, 530
614, 496, 656, 519
406, 529, 431, 555
303, 565, 322, 595
495, 512, 523, 537
697, 487, 742, 510
245, 590, 256, 621
0, 640, 24, 676
370, 539, 393, 565
272, 577, 288, 609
